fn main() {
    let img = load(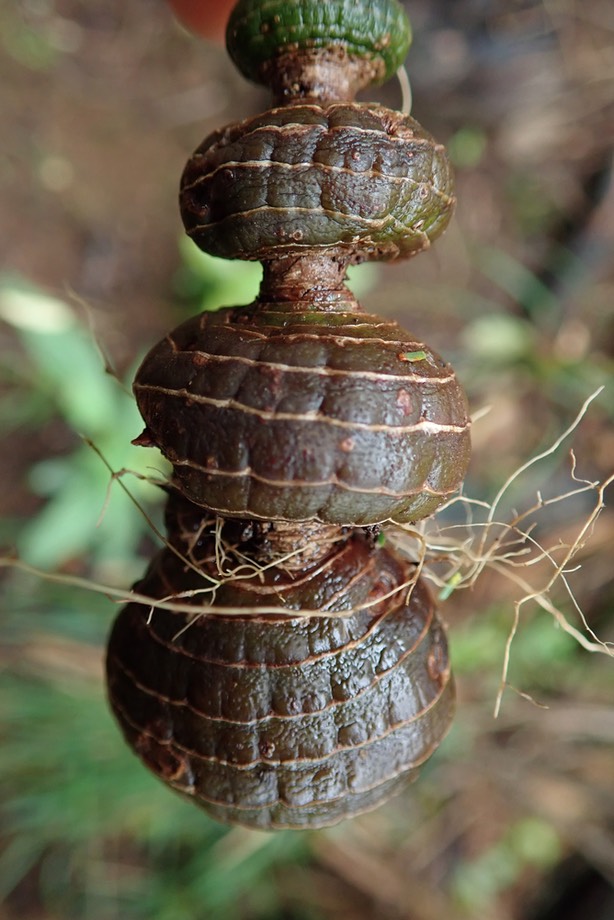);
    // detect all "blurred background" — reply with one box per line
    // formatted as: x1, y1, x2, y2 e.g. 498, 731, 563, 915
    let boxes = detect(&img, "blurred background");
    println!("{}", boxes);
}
1, 0, 613, 918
